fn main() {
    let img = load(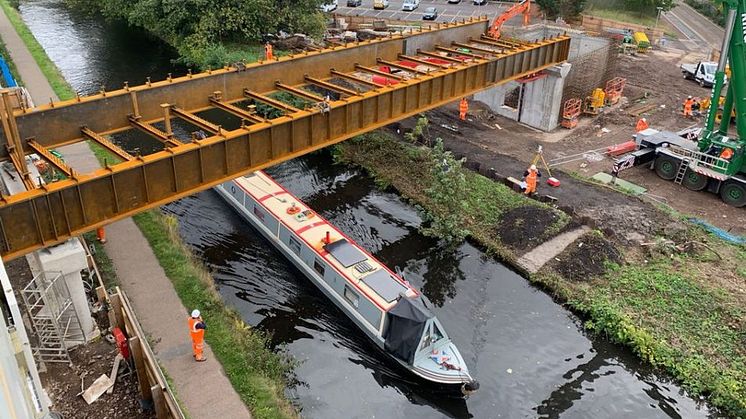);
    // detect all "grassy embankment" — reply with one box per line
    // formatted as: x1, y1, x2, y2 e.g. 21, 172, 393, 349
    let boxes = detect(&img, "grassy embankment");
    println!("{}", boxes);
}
0, 0, 74, 100
583, 0, 678, 37
336, 132, 745, 417
1, 3, 298, 416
